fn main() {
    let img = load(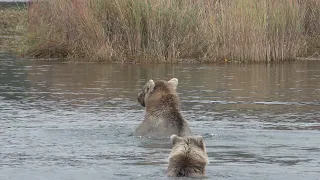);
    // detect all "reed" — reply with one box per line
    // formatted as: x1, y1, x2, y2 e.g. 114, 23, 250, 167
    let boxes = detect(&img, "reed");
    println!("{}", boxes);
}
304, 0, 320, 57
24, 0, 320, 63
0, 6, 27, 52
